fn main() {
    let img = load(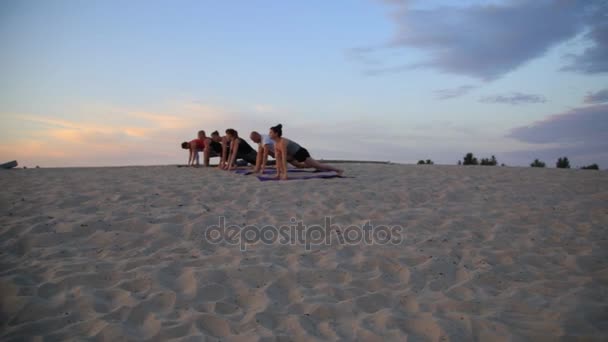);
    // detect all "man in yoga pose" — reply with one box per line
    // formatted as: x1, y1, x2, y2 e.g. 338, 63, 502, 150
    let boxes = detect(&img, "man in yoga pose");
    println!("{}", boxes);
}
268, 124, 343, 180
181, 130, 207, 166
204, 130, 227, 167
223, 128, 258, 171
